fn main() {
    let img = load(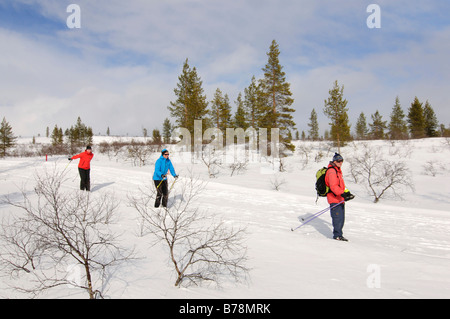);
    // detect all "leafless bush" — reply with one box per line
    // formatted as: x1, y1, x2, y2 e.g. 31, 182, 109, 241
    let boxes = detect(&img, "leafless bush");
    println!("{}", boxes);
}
314, 150, 324, 163
126, 140, 158, 167
297, 144, 313, 169
270, 174, 286, 191
388, 140, 413, 159
422, 160, 445, 177
0, 166, 134, 299
441, 137, 450, 150
201, 146, 223, 178
129, 175, 249, 288
228, 160, 248, 177
348, 144, 414, 203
